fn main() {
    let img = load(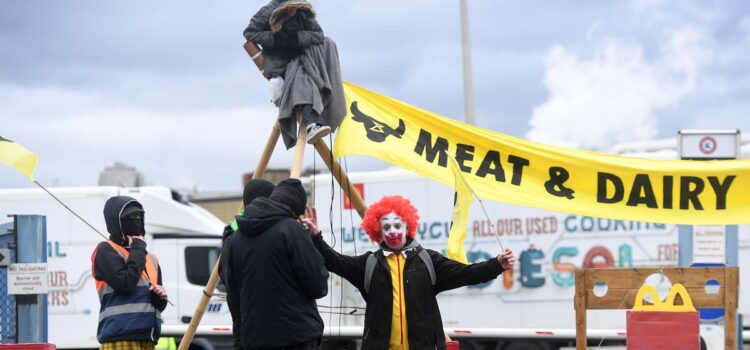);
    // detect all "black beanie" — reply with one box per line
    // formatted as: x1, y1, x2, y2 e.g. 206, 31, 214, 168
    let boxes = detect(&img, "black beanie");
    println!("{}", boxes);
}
269, 178, 307, 216
243, 179, 276, 206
